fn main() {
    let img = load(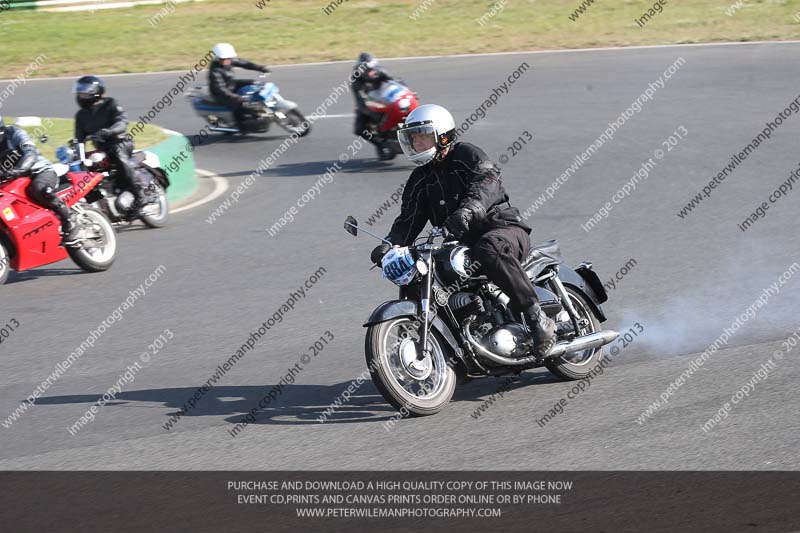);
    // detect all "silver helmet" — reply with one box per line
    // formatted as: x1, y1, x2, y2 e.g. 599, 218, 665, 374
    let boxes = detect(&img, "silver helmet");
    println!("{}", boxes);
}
397, 104, 456, 166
